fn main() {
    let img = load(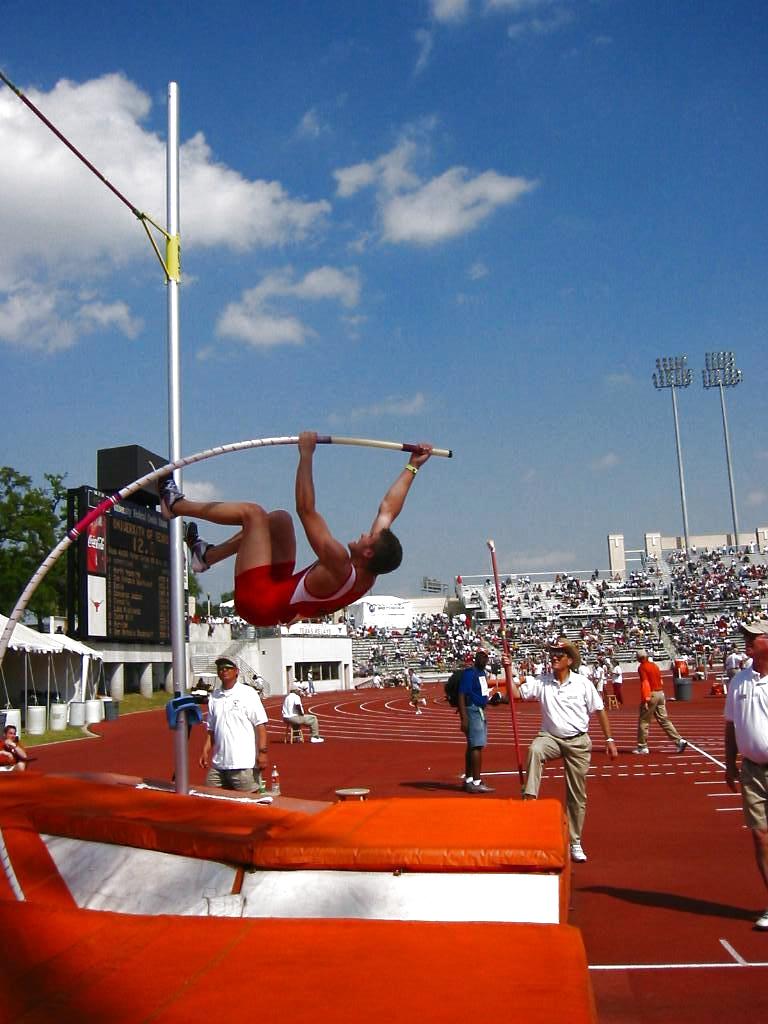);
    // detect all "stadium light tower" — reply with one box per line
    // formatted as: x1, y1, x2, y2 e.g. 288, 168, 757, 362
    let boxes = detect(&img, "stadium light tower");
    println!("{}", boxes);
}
653, 355, 693, 554
702, 350, 743, 547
